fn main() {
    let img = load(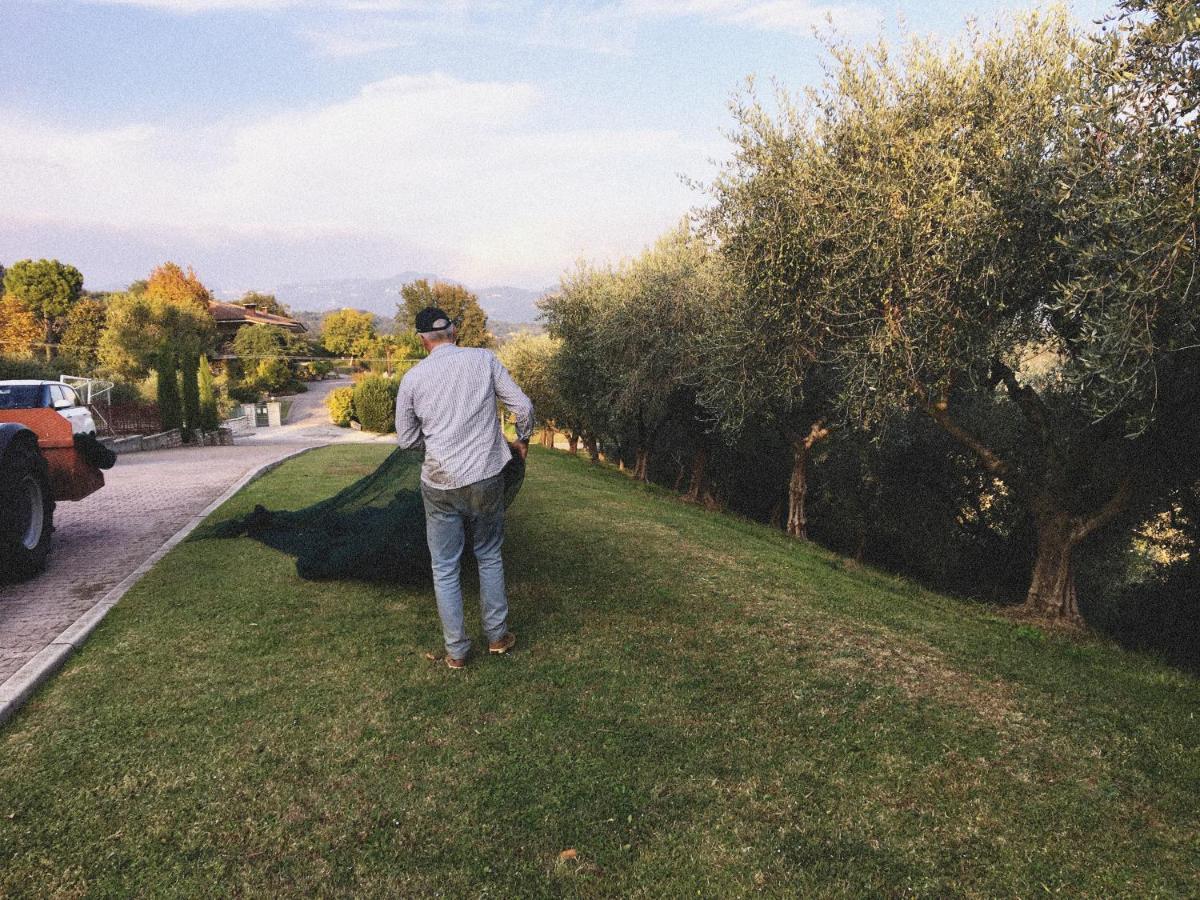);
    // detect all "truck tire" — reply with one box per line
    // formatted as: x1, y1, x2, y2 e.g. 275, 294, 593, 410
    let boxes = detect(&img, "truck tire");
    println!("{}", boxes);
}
0, 440, 55, 582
